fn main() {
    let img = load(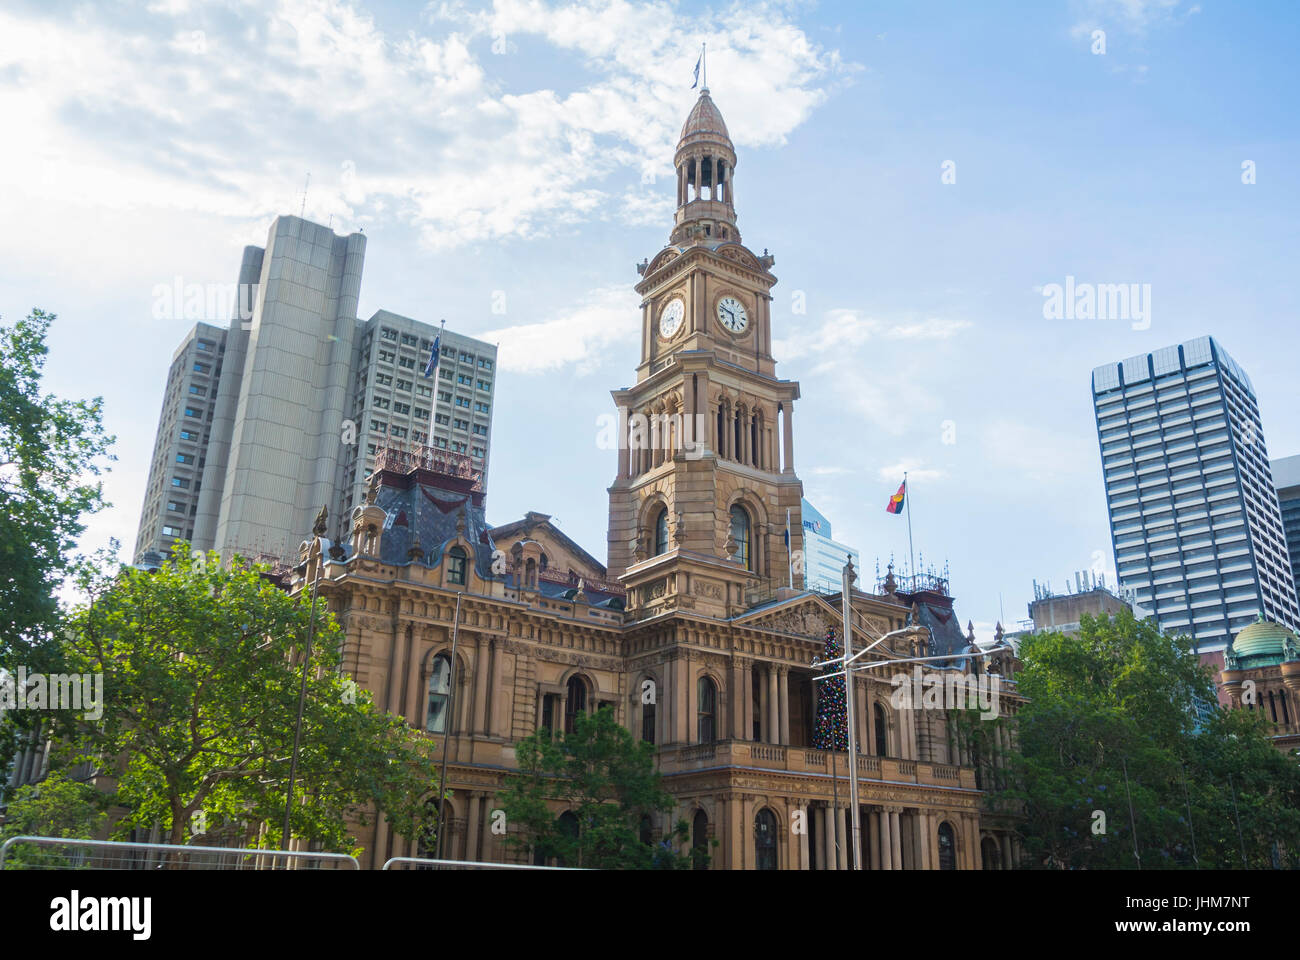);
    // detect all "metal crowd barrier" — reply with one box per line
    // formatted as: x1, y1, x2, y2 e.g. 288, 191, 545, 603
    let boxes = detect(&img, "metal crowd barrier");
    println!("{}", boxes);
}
0, 835, 360, 870
382, 856, 582, 870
